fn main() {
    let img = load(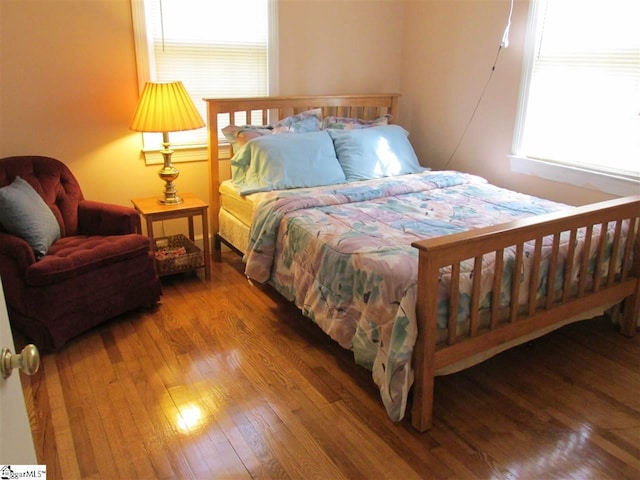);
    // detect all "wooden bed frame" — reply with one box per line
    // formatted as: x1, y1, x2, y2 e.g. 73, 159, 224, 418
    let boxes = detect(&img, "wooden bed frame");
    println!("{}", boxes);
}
205, 94, 640, 432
